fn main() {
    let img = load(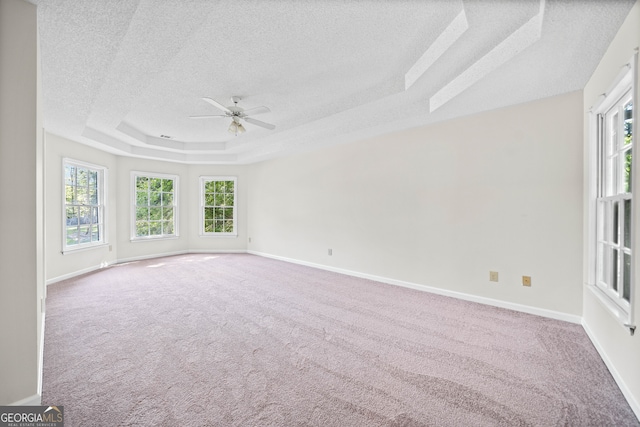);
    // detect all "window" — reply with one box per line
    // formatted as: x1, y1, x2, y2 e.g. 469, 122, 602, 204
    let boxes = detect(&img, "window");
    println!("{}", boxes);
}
200, 176, 237, 236
132, 172, 178, 240
589, 54, 636, 329
63, 159, 106, 252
